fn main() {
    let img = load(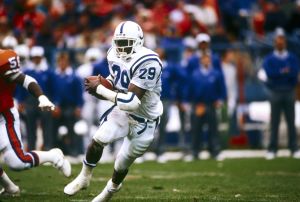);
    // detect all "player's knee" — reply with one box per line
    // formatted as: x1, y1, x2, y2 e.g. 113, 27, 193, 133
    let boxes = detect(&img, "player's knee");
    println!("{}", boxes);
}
90, 139, 104, 151
93, 132, 111, 146
114, 154, 134, 172
114, 160, 128, 172
91, 138, 106, 149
